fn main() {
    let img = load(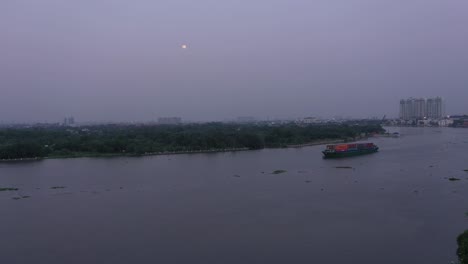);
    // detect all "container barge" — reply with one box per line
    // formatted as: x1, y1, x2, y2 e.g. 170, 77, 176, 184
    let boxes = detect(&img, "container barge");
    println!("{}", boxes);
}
322, 143, 378, 158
